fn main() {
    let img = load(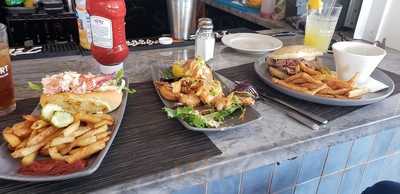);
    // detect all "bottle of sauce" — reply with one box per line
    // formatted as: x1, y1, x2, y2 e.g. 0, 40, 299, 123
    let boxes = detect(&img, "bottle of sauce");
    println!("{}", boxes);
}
75, 0, 92, 50
87, 0, 128, 74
